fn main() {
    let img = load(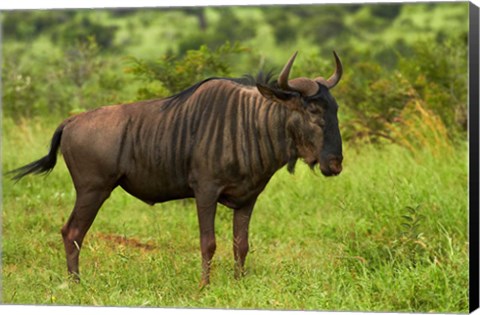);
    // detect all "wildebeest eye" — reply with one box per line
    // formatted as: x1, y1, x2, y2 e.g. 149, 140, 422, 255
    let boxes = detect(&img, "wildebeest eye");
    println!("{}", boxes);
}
301, 96, 325, 112
306, 103, 322, 114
